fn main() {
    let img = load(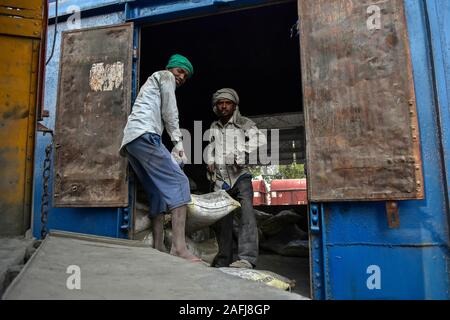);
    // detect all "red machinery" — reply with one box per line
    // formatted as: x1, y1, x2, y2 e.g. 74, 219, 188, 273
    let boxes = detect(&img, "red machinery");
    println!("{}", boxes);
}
252, 179, 308, 206
269, 179, 307, 206
252, 180, 269, 206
